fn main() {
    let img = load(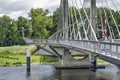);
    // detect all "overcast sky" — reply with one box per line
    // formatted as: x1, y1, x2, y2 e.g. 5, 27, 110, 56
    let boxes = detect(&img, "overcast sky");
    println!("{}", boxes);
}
0, 0, 119, 19
0, 0, 60, 19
